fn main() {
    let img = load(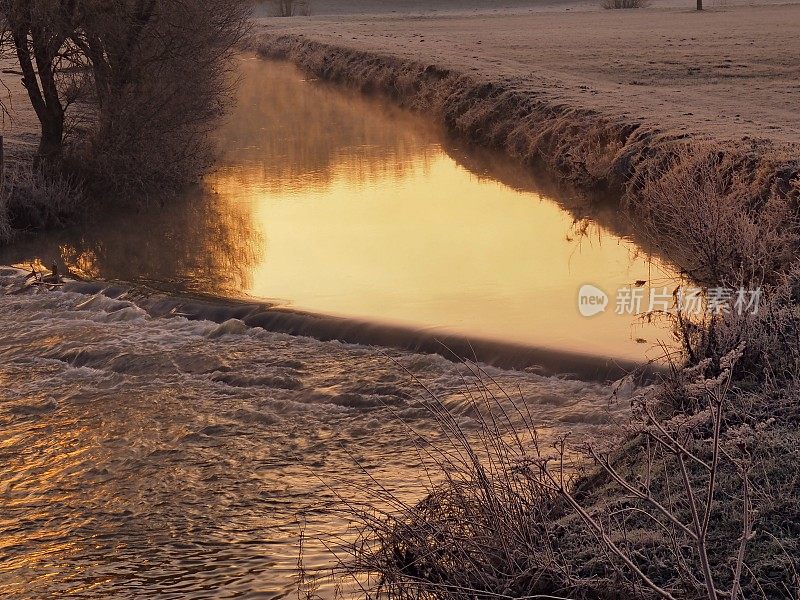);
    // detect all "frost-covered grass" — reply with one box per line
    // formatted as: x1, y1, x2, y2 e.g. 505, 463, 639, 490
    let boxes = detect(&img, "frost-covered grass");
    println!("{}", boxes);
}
0, 163, 84, 243
310, 300, 800, 598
